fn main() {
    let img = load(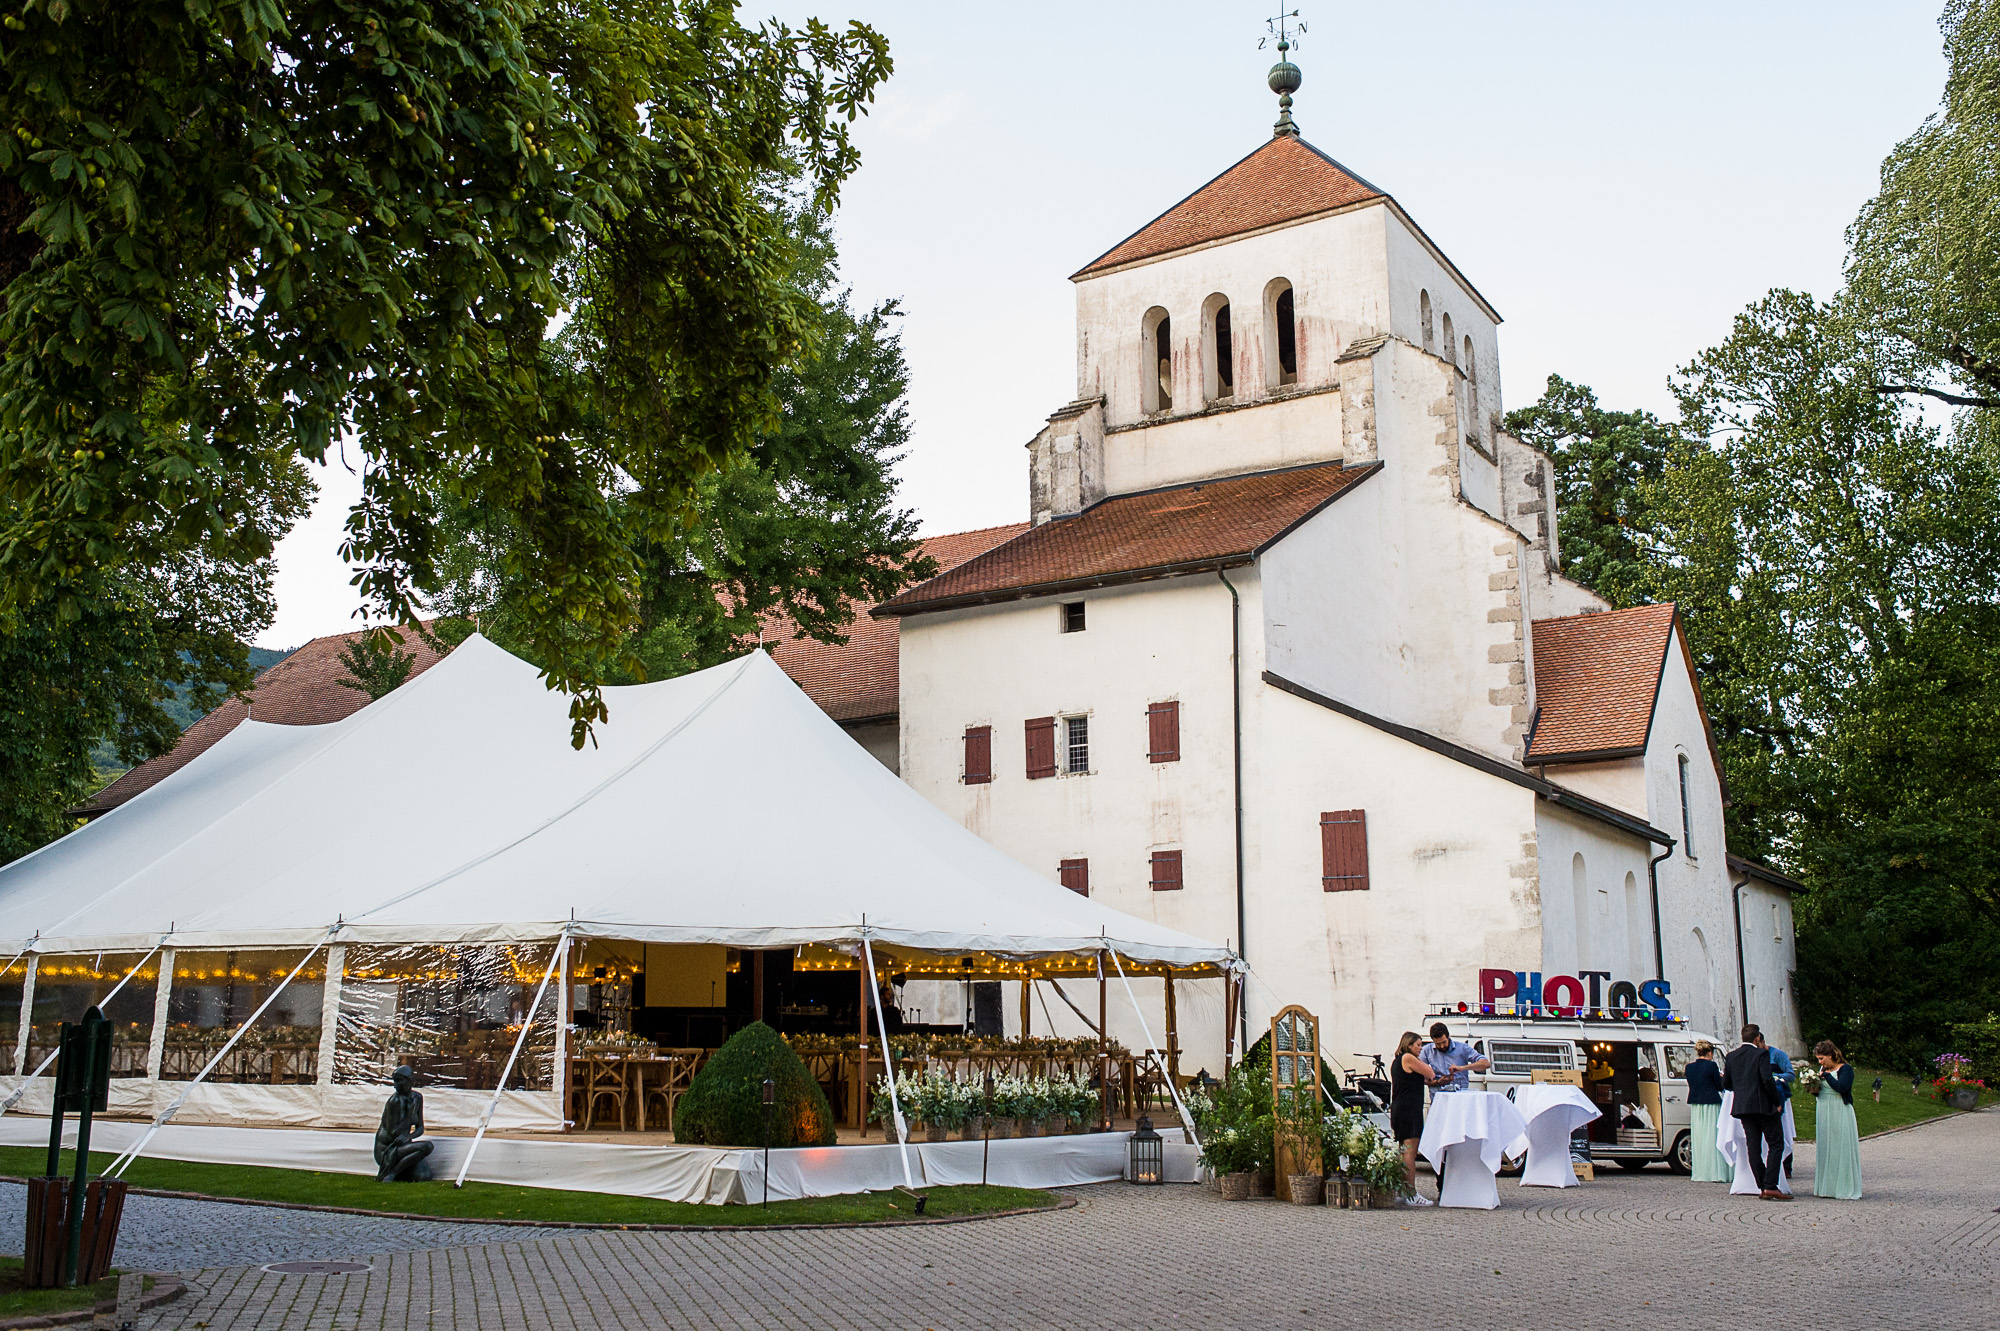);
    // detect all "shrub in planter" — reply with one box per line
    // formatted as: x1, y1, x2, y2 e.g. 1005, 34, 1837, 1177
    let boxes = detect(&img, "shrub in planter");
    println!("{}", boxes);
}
674, 1021, 837, 1147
